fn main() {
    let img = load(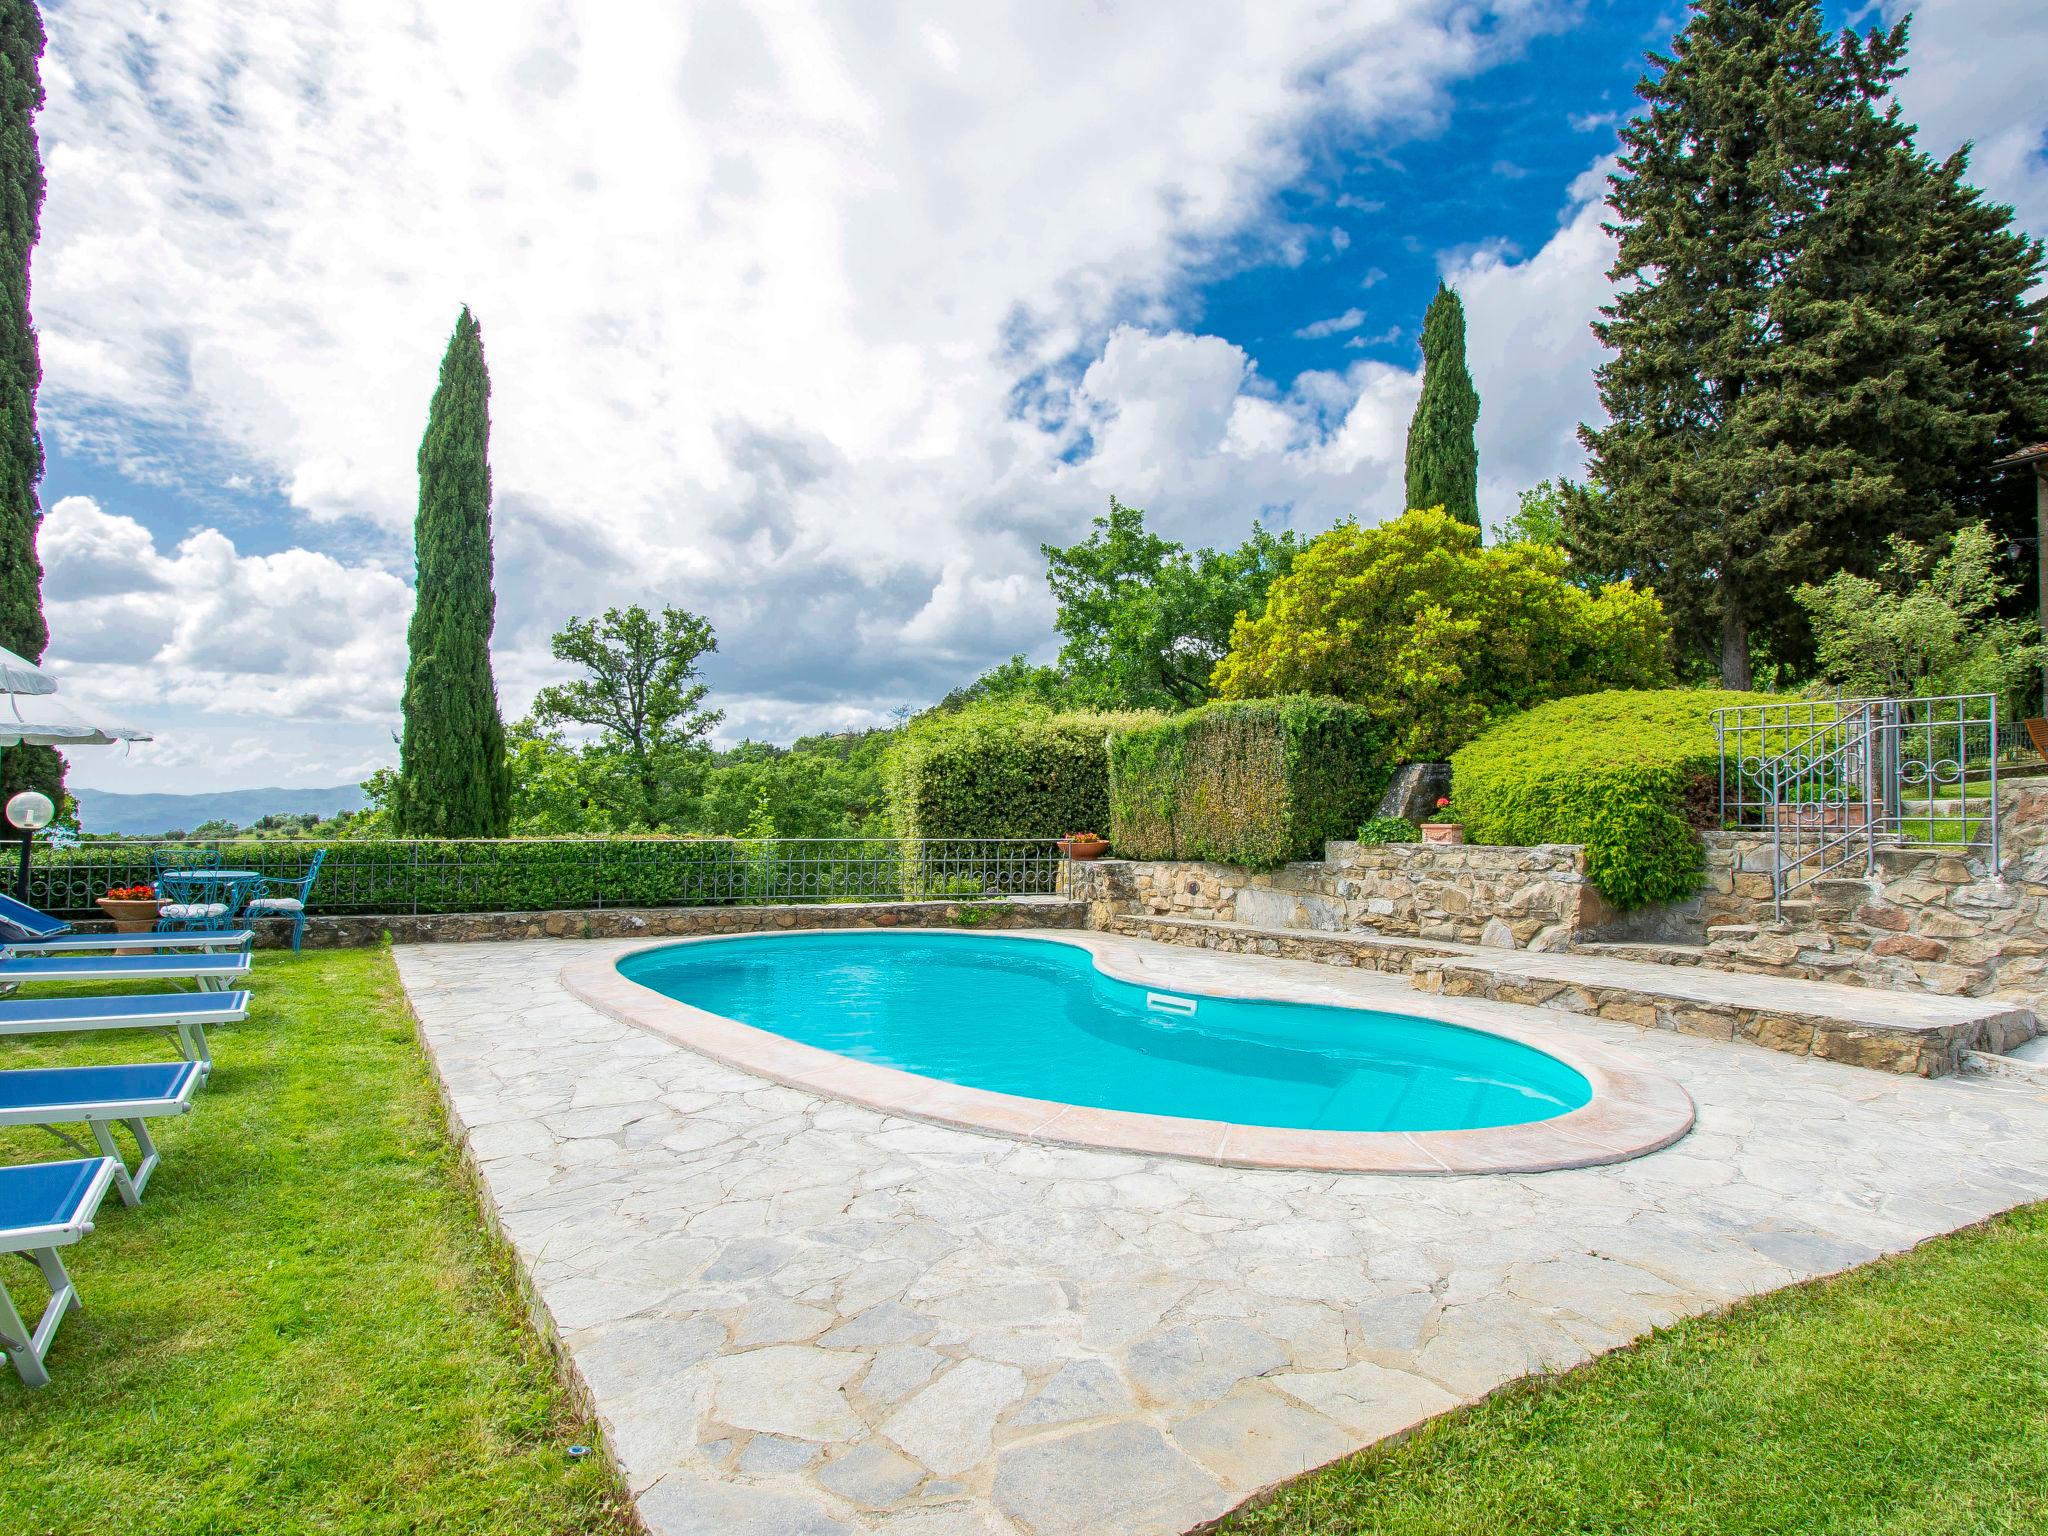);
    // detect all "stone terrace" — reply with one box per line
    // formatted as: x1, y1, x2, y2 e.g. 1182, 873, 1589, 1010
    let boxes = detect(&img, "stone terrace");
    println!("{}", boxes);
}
400, 935, 2048, 1536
